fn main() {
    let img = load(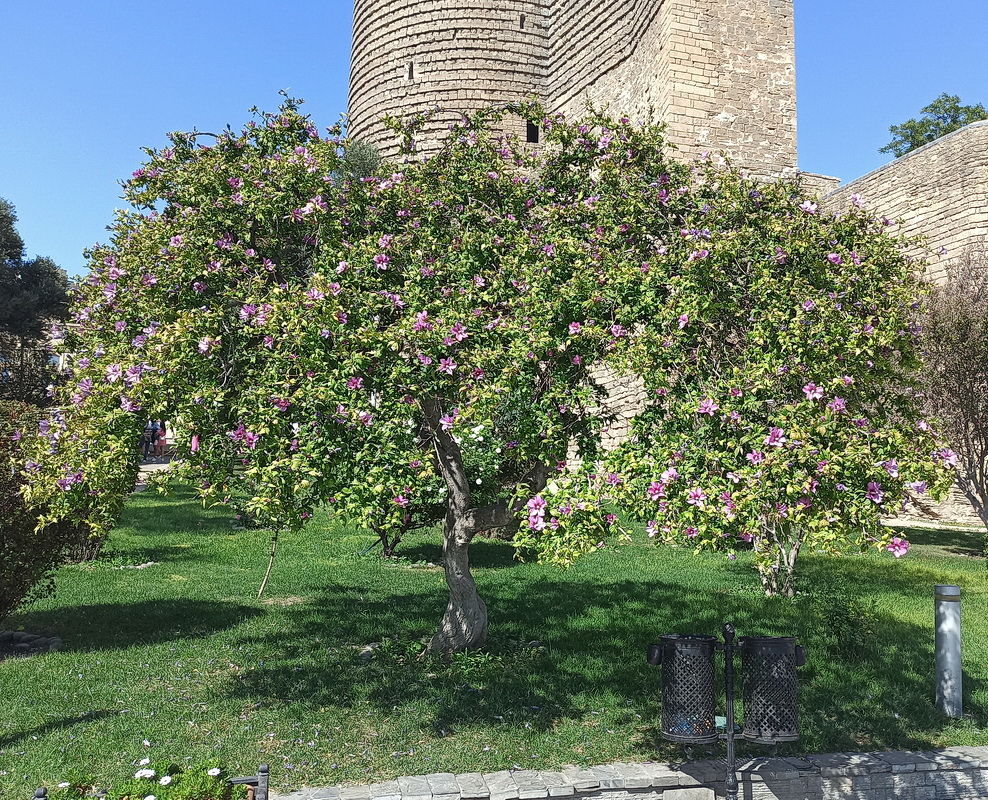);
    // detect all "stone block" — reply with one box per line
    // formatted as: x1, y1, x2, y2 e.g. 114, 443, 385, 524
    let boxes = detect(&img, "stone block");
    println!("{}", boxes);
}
484, 771, 520, 800
661, 789, 714, 800
341, 787, 371, 800
456, 773, 491, 800
589, 764, 625, 790
539, 772, 574, 798
511, 770, 548, 800
560, 766, 599, 792
398, 775, 434, 800
610, 763, 652, 790
640, 762, 681, 789
368, 782, 401, 800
